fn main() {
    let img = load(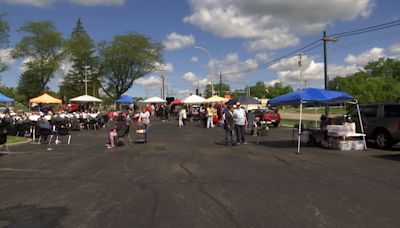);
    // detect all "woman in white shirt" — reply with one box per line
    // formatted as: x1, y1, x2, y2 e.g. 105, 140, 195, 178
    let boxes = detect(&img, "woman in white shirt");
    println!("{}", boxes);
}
178, 106, 187, 127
